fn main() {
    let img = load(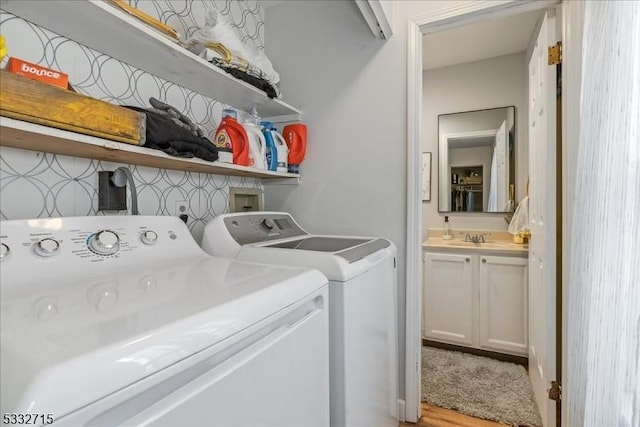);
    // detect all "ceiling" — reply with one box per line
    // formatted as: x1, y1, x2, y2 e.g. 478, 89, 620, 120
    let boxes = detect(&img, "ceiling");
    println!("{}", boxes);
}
422, 9, 543, 70
449, 136, 495, 149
